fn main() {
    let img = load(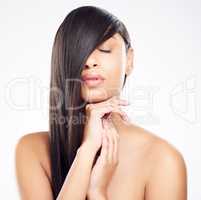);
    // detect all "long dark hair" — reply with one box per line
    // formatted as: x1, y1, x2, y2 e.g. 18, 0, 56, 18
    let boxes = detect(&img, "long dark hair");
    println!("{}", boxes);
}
49, 5, 132, 199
